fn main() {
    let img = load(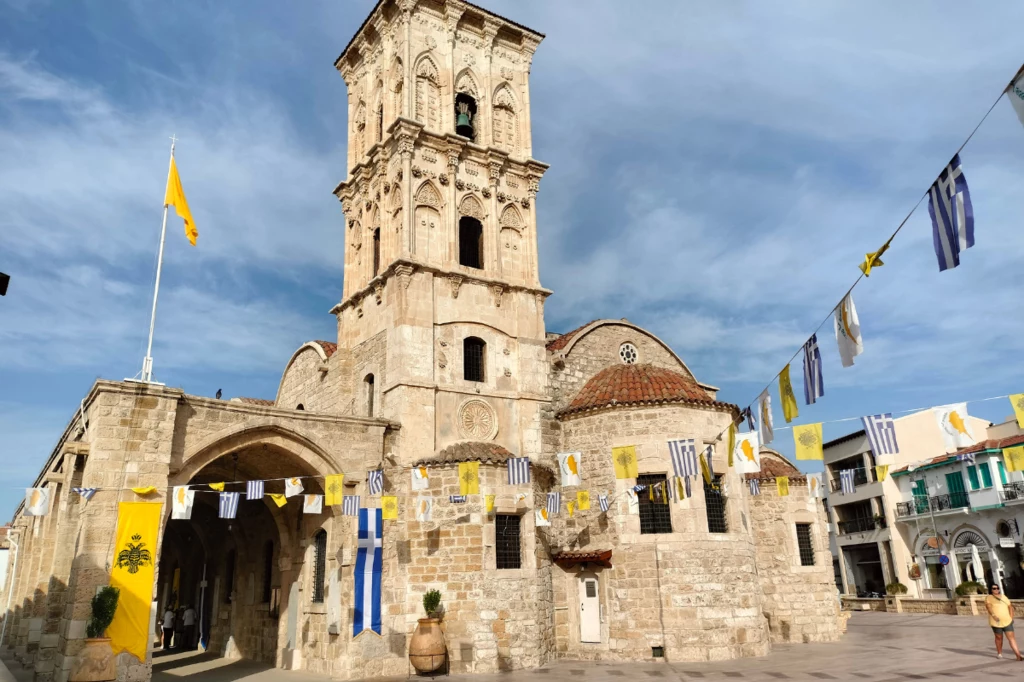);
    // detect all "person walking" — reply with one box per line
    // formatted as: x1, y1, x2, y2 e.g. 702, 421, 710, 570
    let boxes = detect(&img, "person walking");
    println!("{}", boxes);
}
183, 604, 197, 650
161, 606, 175, 650
985, 583, 1022, 660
